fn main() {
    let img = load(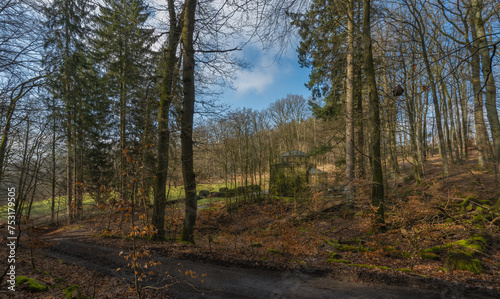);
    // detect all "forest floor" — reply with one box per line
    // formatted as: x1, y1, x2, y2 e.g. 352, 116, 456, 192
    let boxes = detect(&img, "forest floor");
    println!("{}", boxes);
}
1, 151, 500, 298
